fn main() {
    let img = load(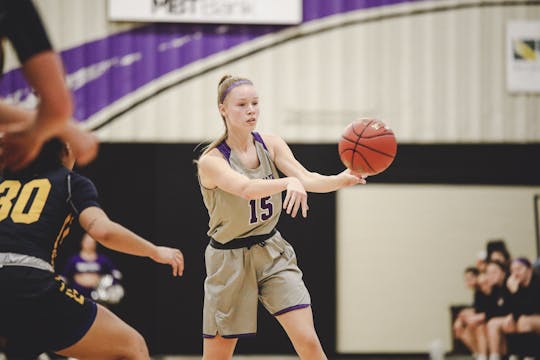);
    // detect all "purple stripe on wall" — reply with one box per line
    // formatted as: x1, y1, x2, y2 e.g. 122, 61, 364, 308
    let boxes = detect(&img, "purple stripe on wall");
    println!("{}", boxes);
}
64, 23, 281, 121
302, 0, 423, 22
0, 0, 422, 123
0, 23, 280, 122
